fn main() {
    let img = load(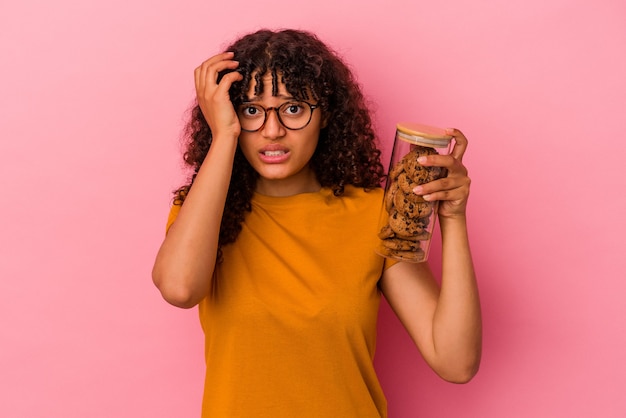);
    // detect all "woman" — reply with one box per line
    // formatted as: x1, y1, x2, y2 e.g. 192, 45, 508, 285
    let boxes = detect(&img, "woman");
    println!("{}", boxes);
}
152, 28, 481, 417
